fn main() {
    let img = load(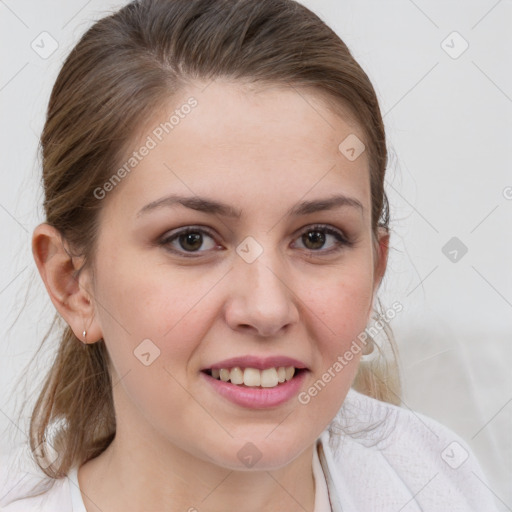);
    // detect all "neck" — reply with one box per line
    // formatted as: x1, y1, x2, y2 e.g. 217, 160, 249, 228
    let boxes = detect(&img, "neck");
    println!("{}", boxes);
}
78, 429, 317, 512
